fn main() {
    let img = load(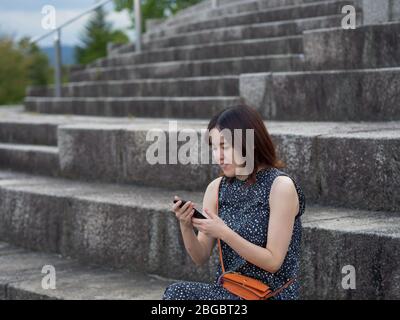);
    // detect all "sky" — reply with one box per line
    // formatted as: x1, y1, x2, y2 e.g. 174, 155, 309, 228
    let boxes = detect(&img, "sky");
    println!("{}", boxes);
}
0, 0, 133, 47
